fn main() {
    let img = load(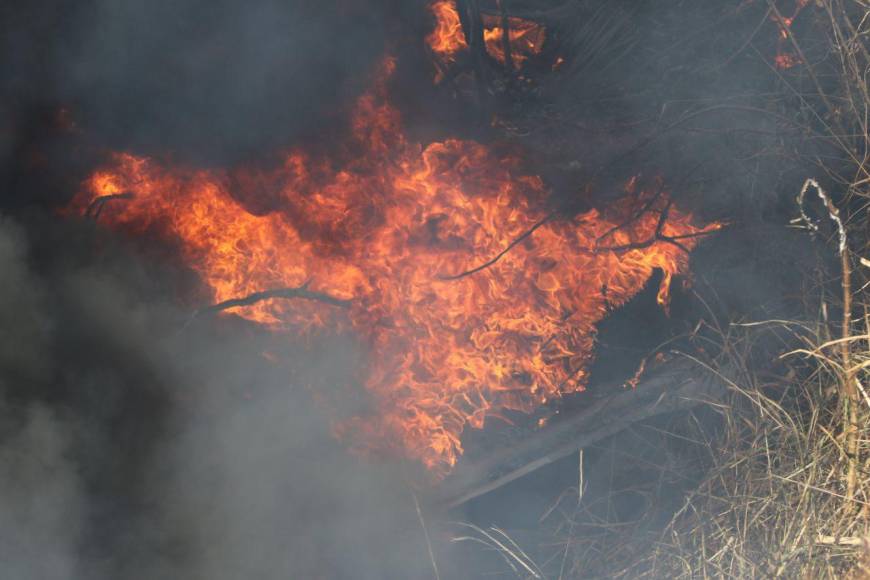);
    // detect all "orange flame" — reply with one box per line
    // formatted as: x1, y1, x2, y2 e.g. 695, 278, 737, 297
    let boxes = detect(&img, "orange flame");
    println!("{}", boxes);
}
427, 0, 547, 80
68, 58, 719, 477
427, 0, 468, 82
482, 14, 546, 70
772, 0, 811, 69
